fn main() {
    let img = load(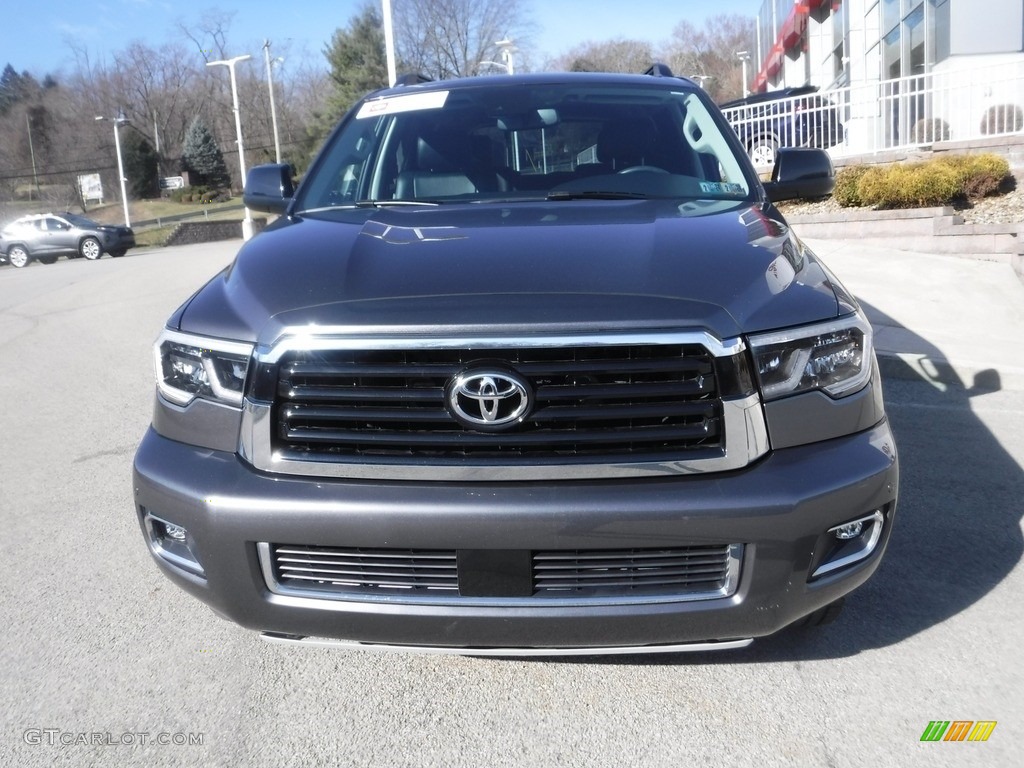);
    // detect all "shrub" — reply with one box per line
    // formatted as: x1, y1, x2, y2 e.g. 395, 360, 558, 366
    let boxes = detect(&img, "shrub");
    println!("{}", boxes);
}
911, 118, 950, 144
980, 104, 1023, 135
170, 185, 221, 204
935, 153, 1011, 198
837, 153, 1011, 208
854, 162, 961, 208
833, 165, 871, 207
